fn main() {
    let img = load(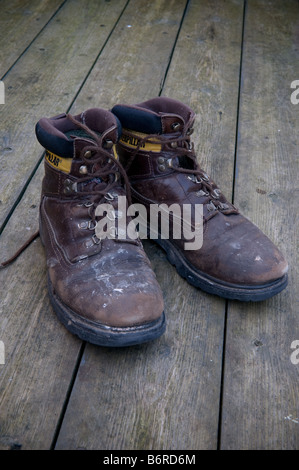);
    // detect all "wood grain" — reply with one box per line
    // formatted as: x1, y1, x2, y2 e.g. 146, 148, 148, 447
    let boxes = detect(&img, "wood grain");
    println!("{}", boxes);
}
0, 0, 63, 76
0, 234, 83, 450
0, 0, 128, 228
70, 0, 189, 111
0, 0, 129, 450
220, 0, 299, 450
